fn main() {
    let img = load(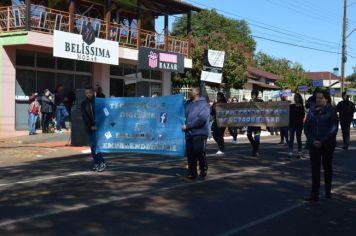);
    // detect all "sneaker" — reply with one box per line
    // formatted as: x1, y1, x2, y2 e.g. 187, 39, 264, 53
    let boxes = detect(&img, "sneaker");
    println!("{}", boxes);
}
288, 152, 293, 158
297, 151, 303, 159
55, 130, 63, 134
252, 152, 260, 157
216, 150, 224, 155
185, 174, 197, 180
231, 140, 237, 144
92, 163, 100, 171
278, 141, 285, 145
199, 171, 207, 178
97, 162, 107, 172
